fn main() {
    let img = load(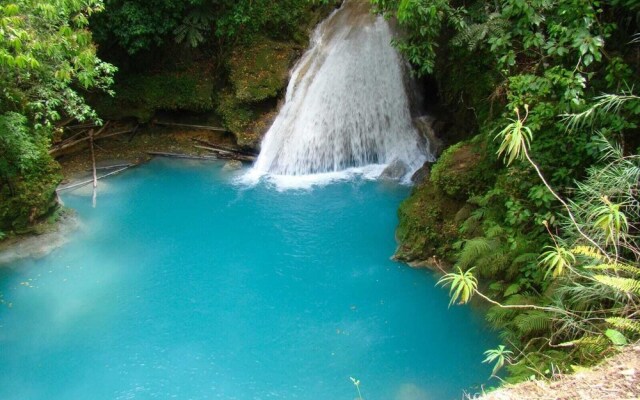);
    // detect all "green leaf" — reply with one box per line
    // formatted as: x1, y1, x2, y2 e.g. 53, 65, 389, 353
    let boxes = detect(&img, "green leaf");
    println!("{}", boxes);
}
604, 329, 627, 346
